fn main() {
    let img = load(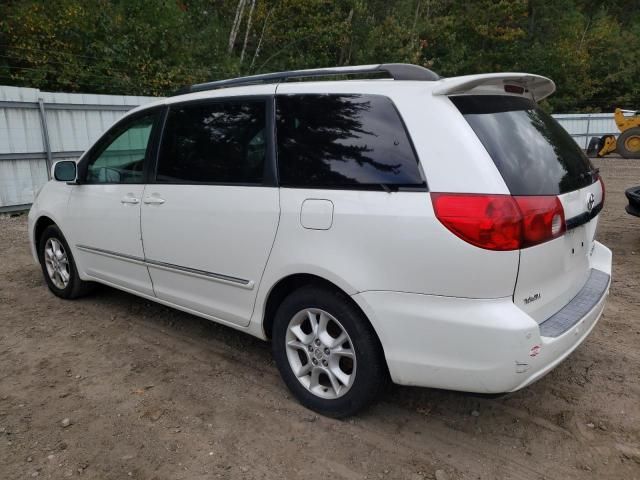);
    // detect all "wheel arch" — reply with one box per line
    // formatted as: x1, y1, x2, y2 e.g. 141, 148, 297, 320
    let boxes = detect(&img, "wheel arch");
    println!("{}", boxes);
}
33, 215, 57, 256
260, 274, 388, 372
